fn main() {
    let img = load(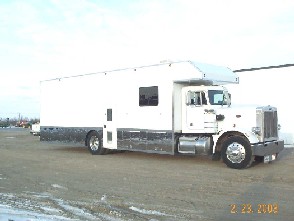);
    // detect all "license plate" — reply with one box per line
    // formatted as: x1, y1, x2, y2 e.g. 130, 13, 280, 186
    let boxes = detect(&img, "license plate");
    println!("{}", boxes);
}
264, 154, 276, 163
